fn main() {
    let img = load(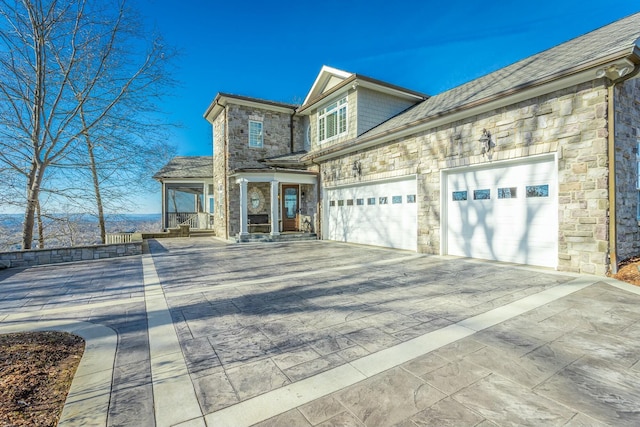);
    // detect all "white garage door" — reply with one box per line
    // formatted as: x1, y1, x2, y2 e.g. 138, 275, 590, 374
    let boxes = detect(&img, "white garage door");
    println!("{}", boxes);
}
325, 177, 417, 251
444, 157, 557, 268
